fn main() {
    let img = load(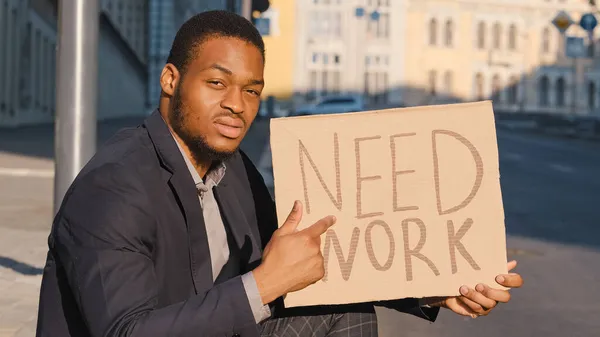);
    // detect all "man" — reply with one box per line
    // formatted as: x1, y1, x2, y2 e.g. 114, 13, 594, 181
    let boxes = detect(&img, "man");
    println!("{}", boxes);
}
36, 10, 523, 337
